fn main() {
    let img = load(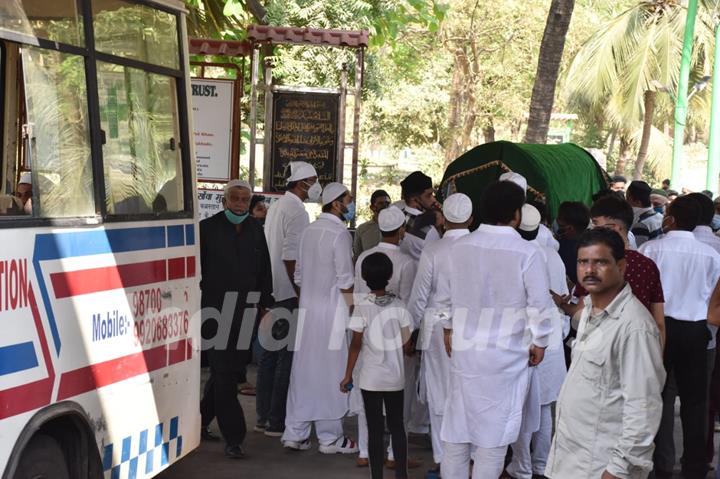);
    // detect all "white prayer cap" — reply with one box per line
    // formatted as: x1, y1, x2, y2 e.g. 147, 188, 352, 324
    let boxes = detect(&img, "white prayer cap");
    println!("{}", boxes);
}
443, 193, 472, 223
224, 179, 251, 196
499, 171, 527, 193
519, 204, 541, 232
18, 172, 32, 185
378, 206, 406, 232
321, 182, 348, 206
286, 161, 318, 183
